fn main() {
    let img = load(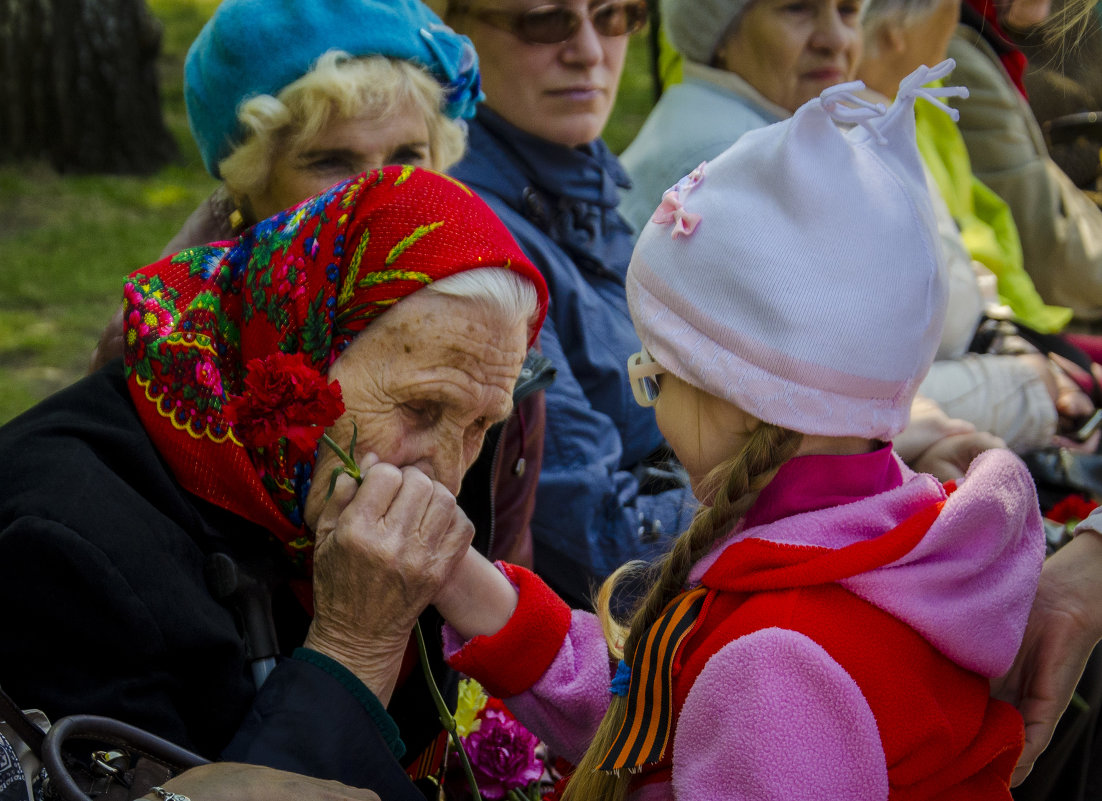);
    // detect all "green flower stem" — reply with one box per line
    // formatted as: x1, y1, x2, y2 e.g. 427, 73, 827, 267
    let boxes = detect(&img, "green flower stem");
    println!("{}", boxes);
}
320, 432, 483, 799
320, 432, 361, 482
414, 621, 483, 801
